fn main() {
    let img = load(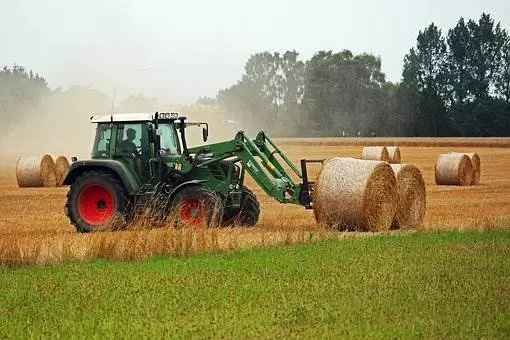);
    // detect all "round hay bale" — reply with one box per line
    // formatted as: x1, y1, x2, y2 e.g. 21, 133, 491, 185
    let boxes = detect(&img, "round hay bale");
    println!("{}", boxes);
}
468, 153, 481, 185
435, 154, 473, 186
450, 152, 480, 185
361, 146, 390, 162
55, 156, 70, 186
313, 157, 397, 232
386, 146, 401, 164
390, 164, 426, 230
16, 155, 57, 188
